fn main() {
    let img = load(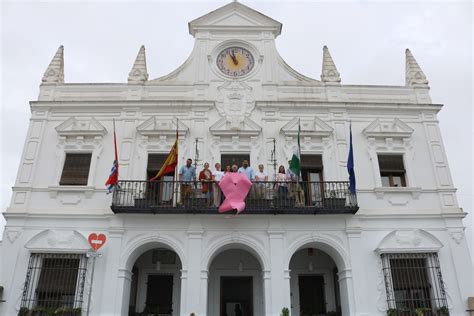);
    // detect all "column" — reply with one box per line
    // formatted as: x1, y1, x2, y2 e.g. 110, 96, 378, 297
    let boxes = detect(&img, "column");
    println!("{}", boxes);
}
181, 227, 204, 315
267, 229, 291, 316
